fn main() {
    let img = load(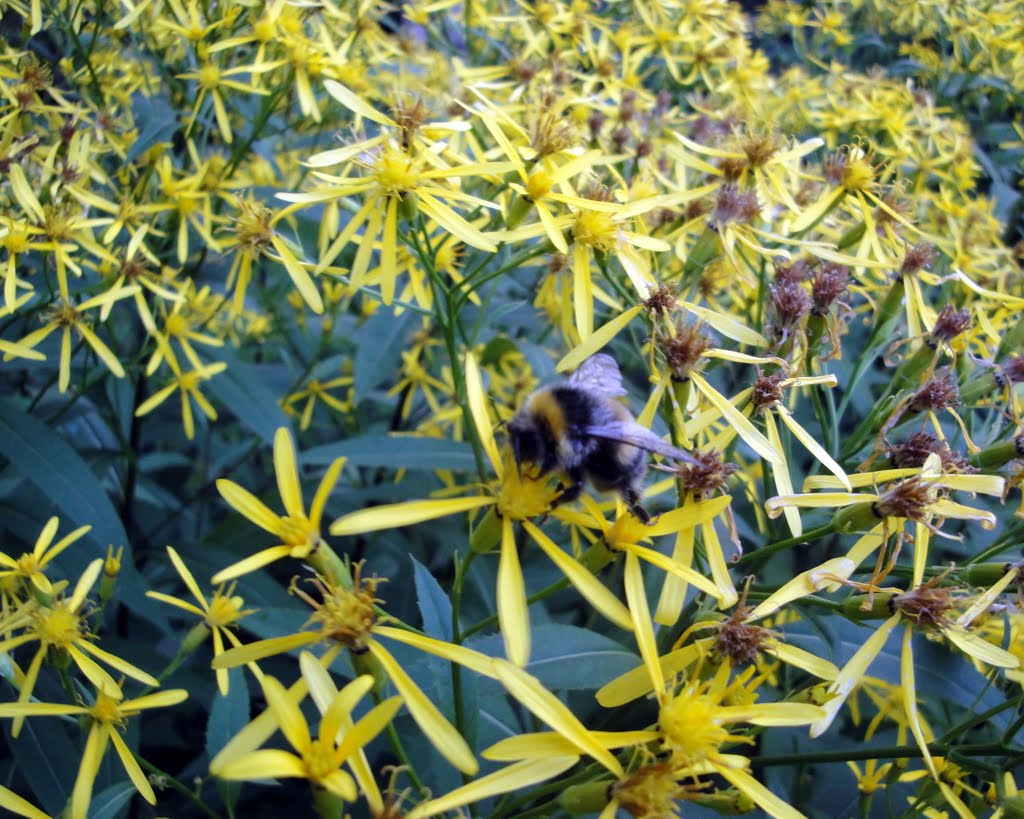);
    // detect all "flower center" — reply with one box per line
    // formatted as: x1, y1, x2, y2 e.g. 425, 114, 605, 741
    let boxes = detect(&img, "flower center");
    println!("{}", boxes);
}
374, 147, 420, 198
659, 687, 733, 766
279, 514, 318, 555
571, 210, 617, 251
35, 602, 83, 648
